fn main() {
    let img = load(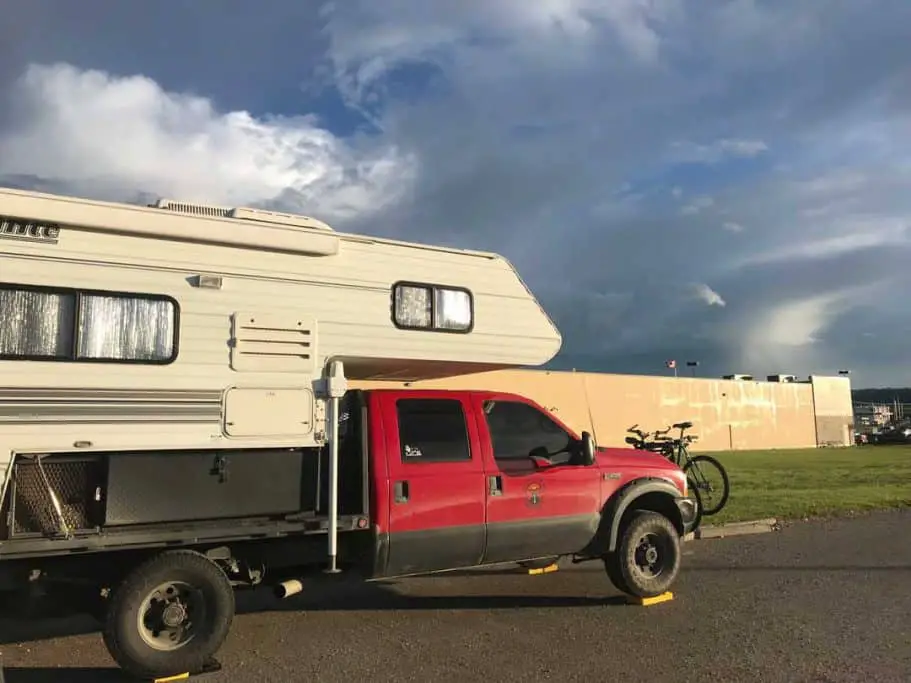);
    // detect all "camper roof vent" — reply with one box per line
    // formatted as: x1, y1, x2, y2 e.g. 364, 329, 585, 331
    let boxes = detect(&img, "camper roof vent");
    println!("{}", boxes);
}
151, 198, 232, 218
150, 199, 334, 232
722, 373, 754, 381
227, 207, 334, 232
767, 374, 797, 383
